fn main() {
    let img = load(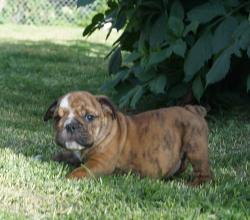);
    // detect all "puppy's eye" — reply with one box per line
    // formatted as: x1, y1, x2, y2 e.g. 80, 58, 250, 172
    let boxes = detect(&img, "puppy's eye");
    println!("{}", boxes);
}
85, 114, 95, 122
